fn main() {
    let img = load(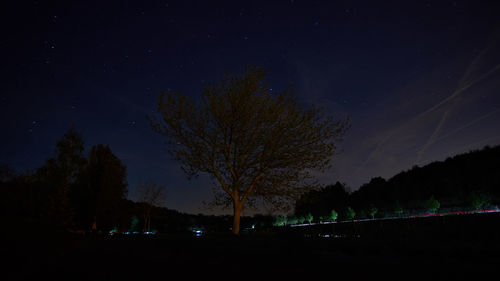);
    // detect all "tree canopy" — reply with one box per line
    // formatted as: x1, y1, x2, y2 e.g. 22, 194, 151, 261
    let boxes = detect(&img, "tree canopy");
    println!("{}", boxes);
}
150, 66, 349, 234
81, 144, 128, 230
